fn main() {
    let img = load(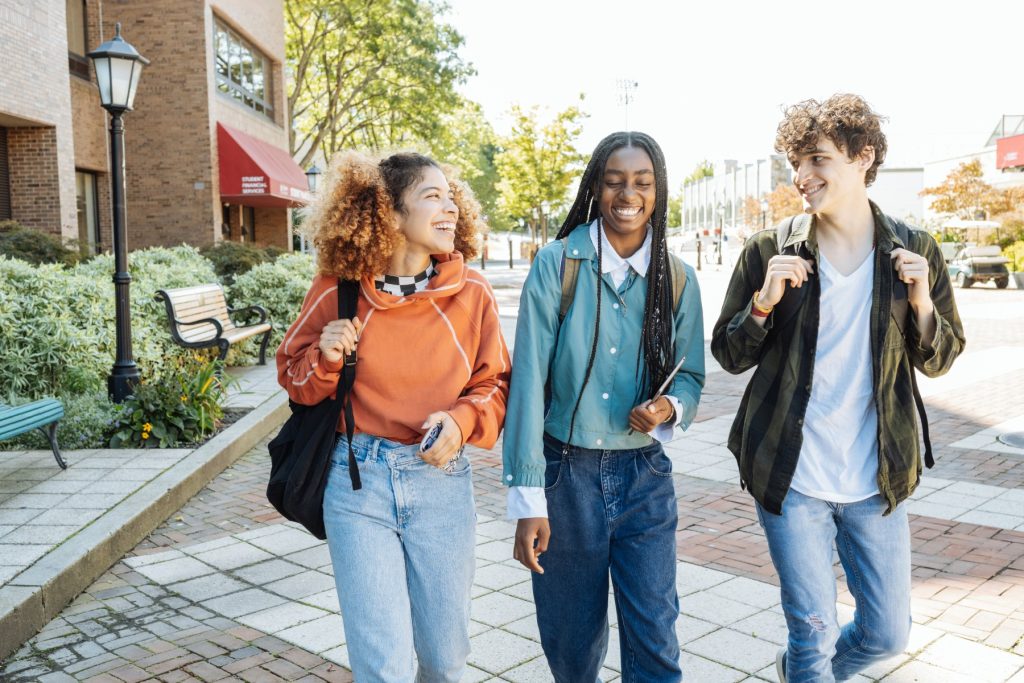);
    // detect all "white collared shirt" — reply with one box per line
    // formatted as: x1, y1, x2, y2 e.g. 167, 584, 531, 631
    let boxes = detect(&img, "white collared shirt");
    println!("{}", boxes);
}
507, 221, 682, 520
